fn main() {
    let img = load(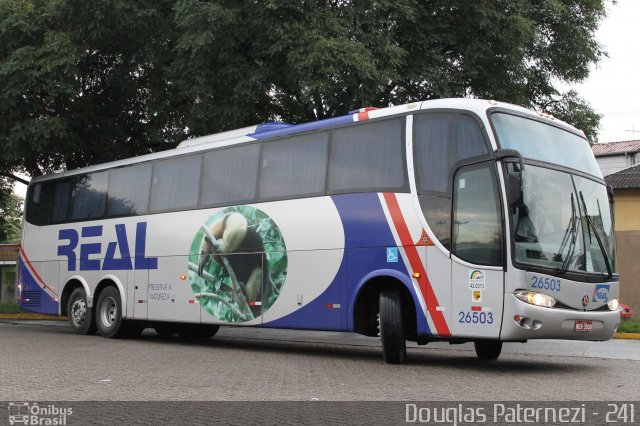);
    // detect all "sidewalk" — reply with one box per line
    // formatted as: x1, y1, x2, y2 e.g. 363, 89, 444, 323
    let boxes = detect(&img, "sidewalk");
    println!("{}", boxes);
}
0, 313, 67, 321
